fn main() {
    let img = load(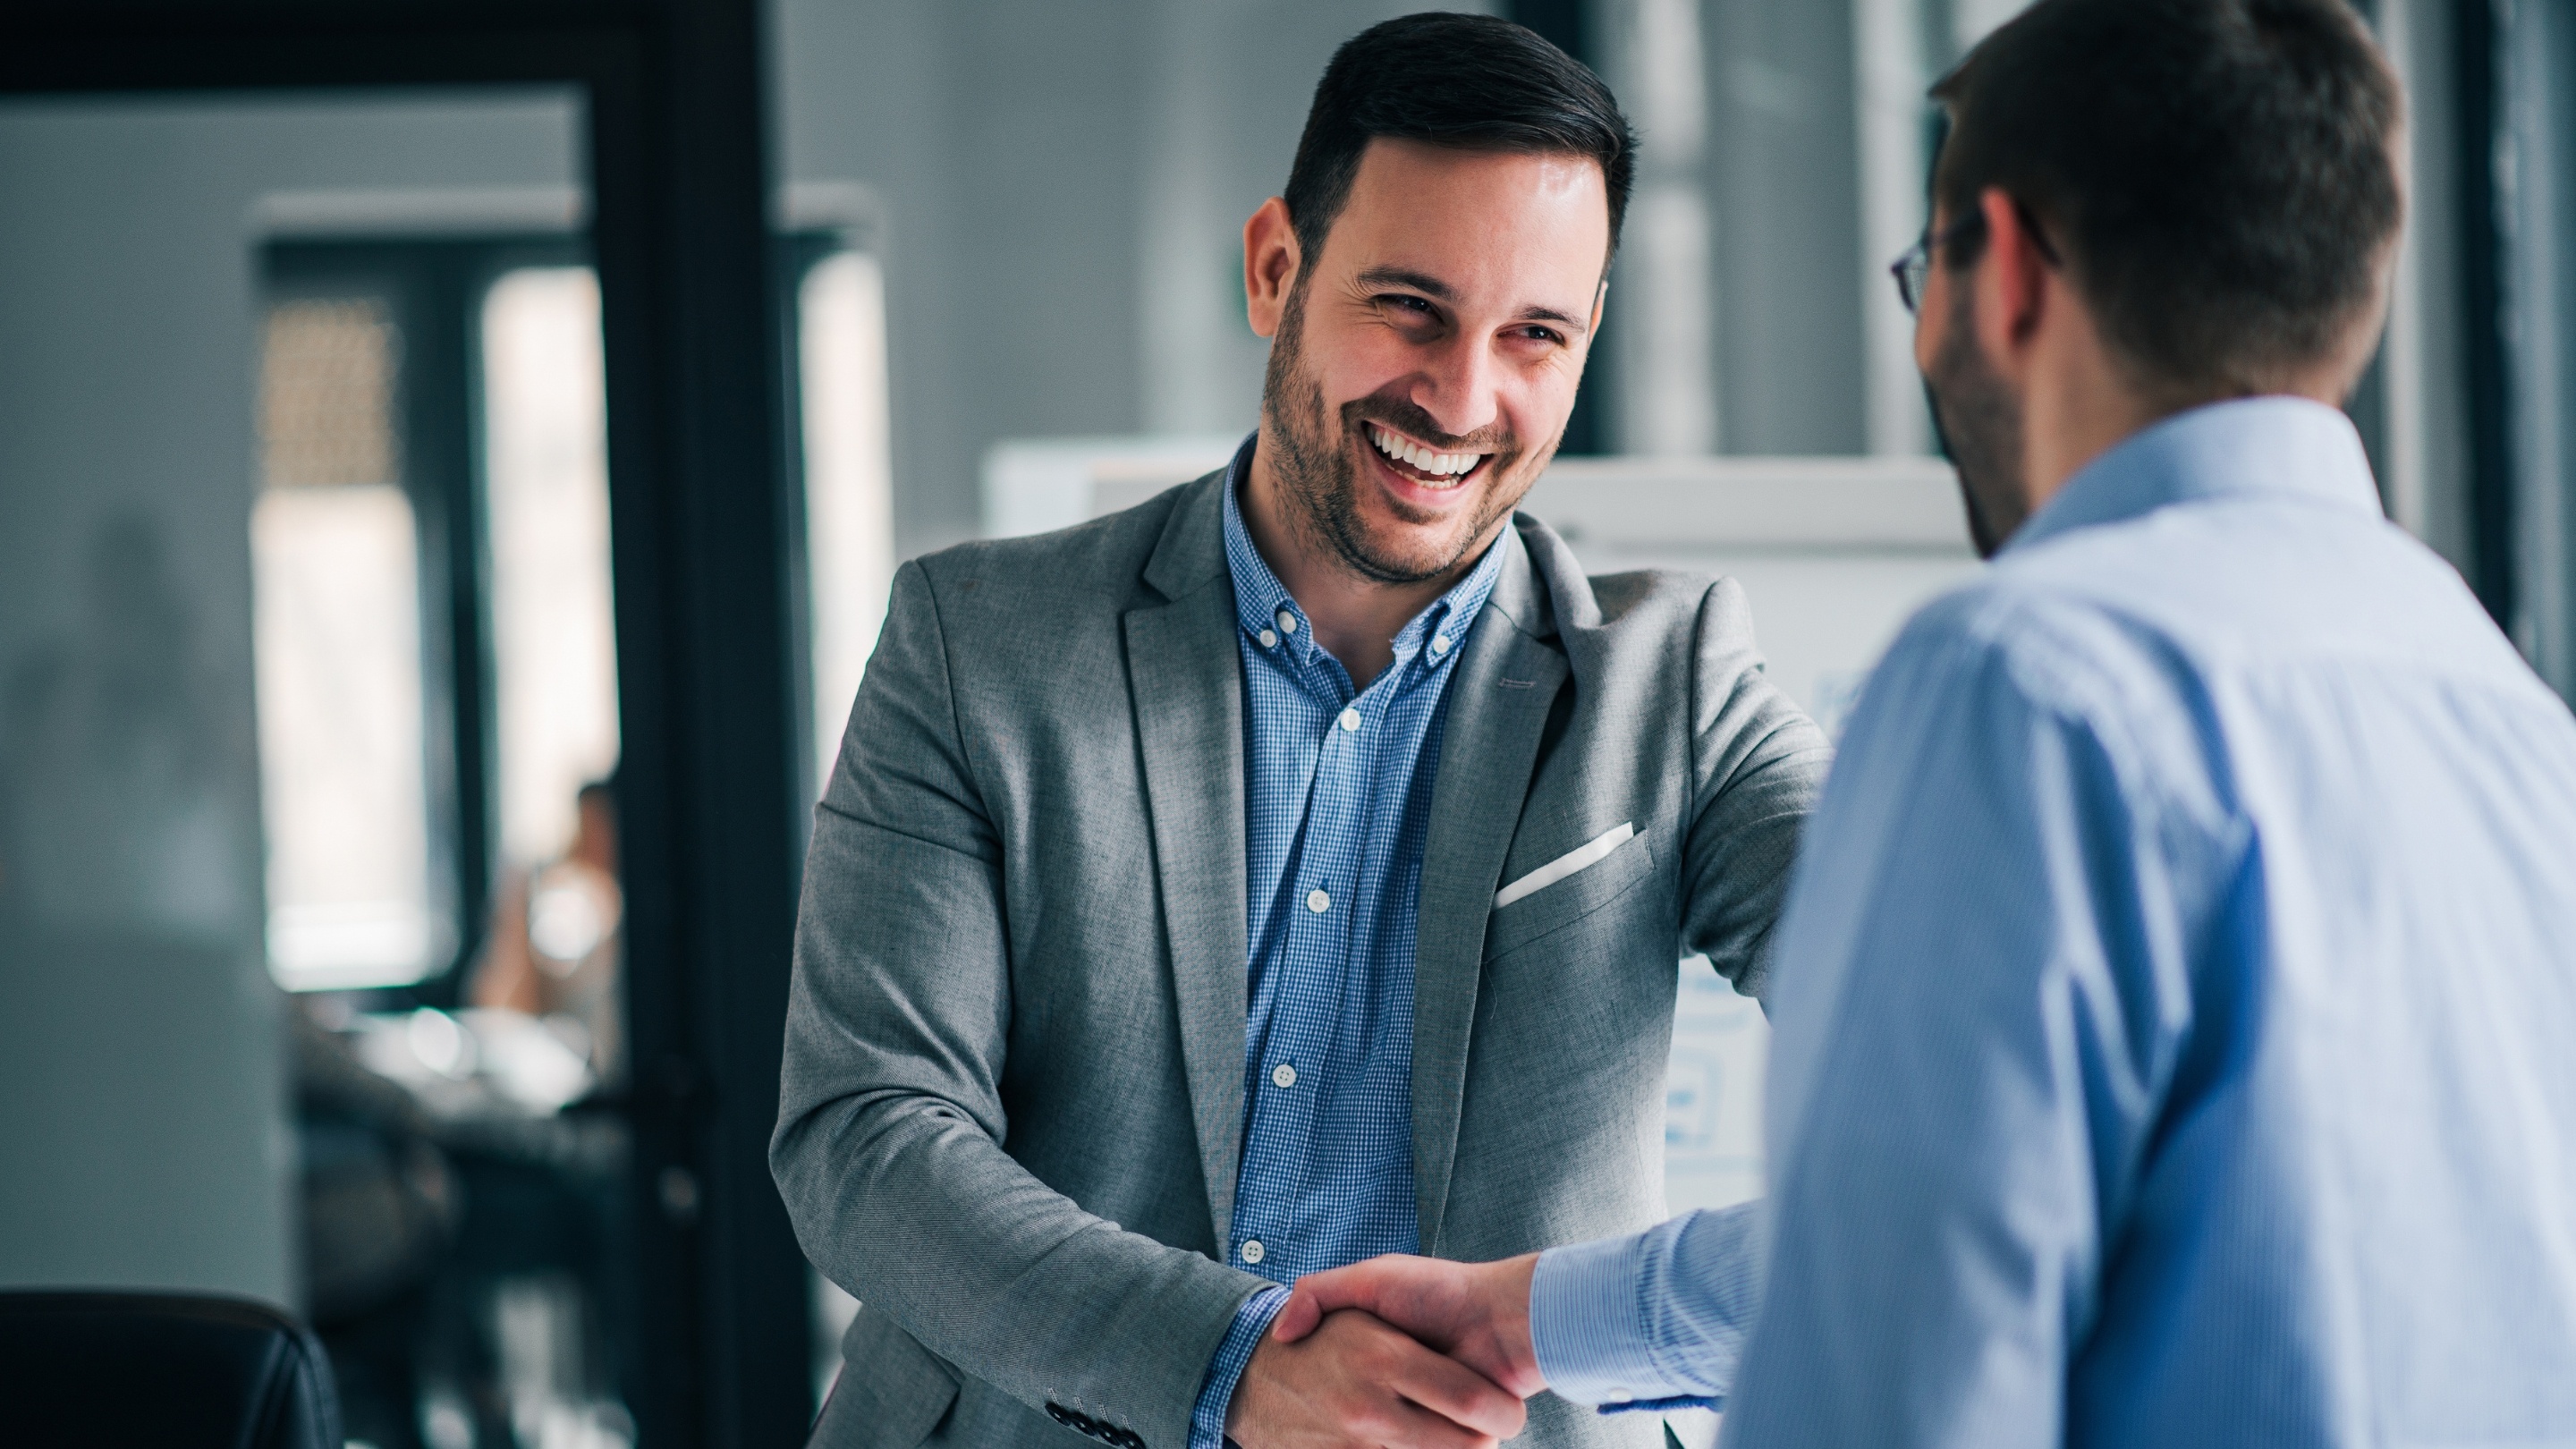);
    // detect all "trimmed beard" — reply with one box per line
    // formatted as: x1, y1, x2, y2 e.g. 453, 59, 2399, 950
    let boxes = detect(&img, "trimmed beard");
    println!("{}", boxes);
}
1925, 280, 2029, 561
1258, 277, 1534, 585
